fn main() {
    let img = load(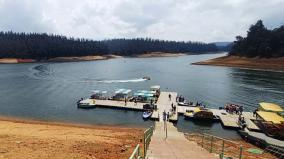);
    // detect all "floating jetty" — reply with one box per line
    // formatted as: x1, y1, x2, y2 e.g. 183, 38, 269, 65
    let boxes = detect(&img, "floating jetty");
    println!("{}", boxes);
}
81, 90, 259, 130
